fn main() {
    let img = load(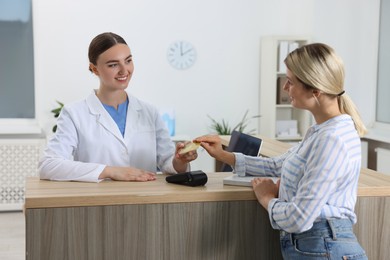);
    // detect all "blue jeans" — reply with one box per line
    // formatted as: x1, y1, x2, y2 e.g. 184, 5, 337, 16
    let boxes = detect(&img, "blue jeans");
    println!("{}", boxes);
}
280, 218, 367, 259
